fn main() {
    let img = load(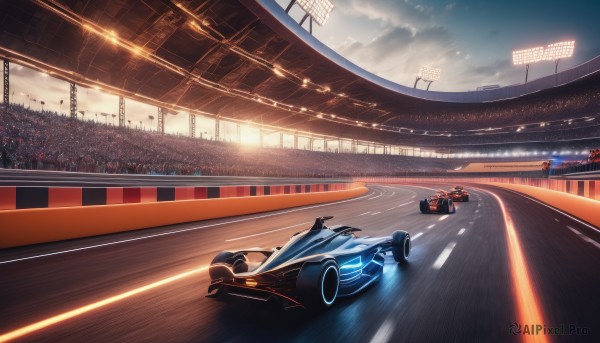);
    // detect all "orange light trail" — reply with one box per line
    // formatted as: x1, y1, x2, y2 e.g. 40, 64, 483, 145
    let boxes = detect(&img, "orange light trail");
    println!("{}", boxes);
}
490, 191, 548, 343
0, 265, 209, 343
